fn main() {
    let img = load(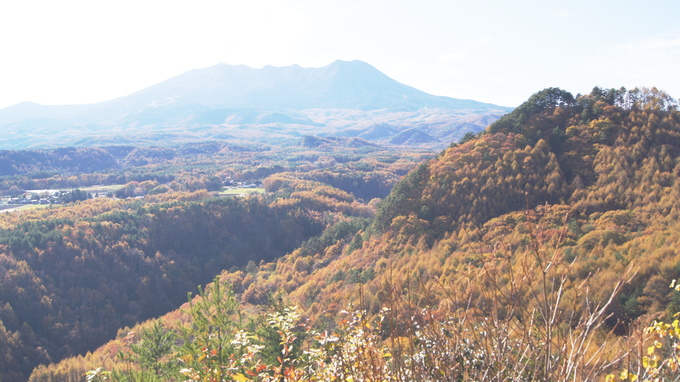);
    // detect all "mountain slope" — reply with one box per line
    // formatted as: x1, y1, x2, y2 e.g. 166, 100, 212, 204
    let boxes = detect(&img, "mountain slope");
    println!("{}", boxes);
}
33, 87, 680, 381
0, 61, 511, 149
